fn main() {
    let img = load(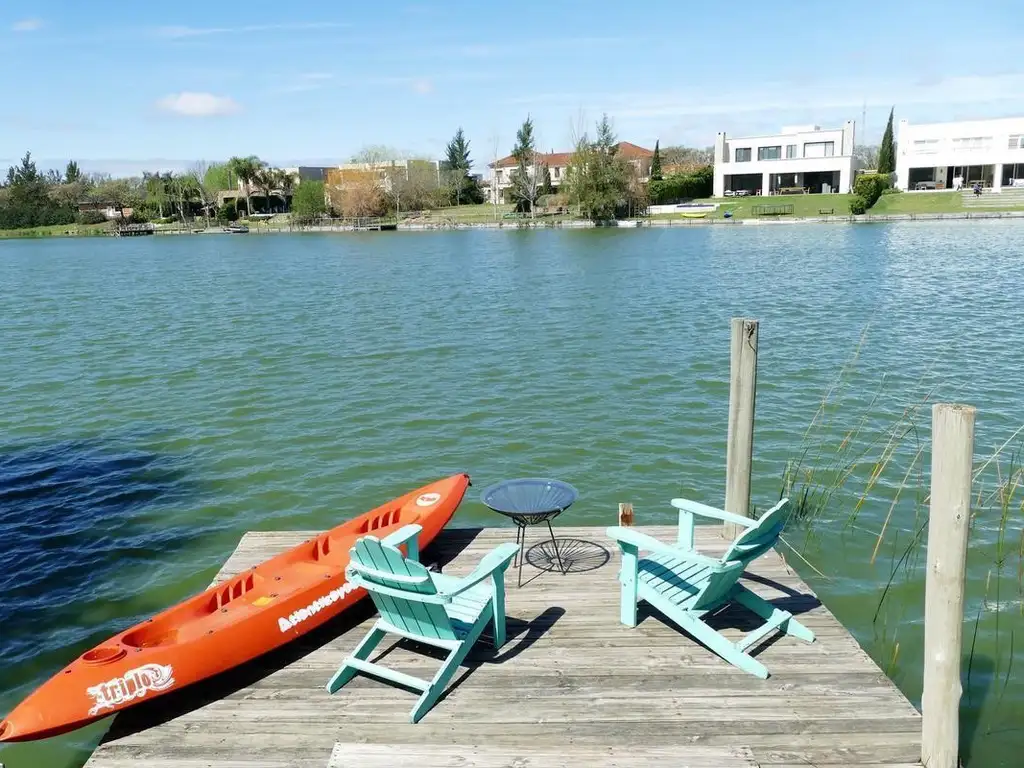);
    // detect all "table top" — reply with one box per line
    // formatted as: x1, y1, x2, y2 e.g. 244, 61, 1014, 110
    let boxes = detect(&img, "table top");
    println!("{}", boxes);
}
479, 477, 578, 518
